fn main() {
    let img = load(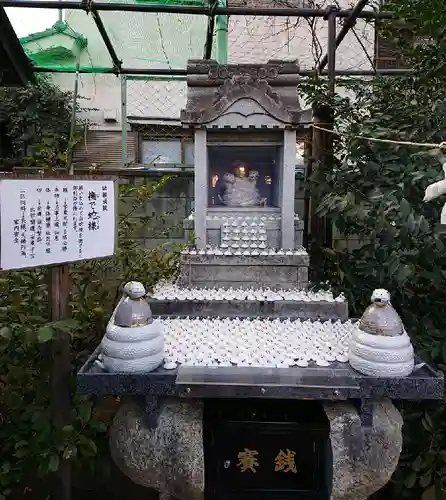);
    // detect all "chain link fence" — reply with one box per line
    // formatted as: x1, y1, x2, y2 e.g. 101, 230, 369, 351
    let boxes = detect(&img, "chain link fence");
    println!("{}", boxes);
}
226, 16, 375, 70
226, 0, 375, 71
127, 77, 187, 120
125, 76, 192, 168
